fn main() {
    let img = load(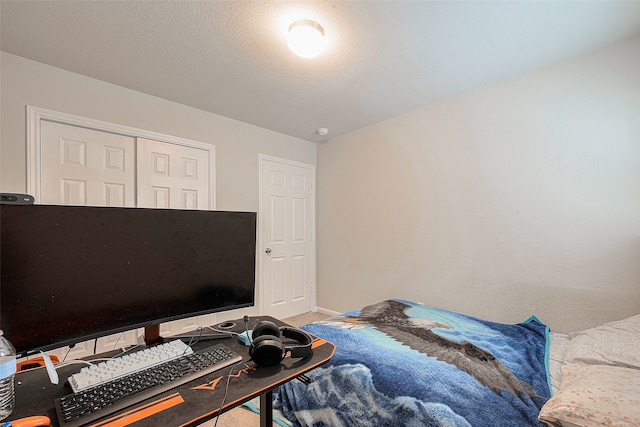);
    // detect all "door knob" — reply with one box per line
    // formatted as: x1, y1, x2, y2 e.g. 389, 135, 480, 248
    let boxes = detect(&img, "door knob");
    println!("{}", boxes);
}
265, 248, 272, 254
